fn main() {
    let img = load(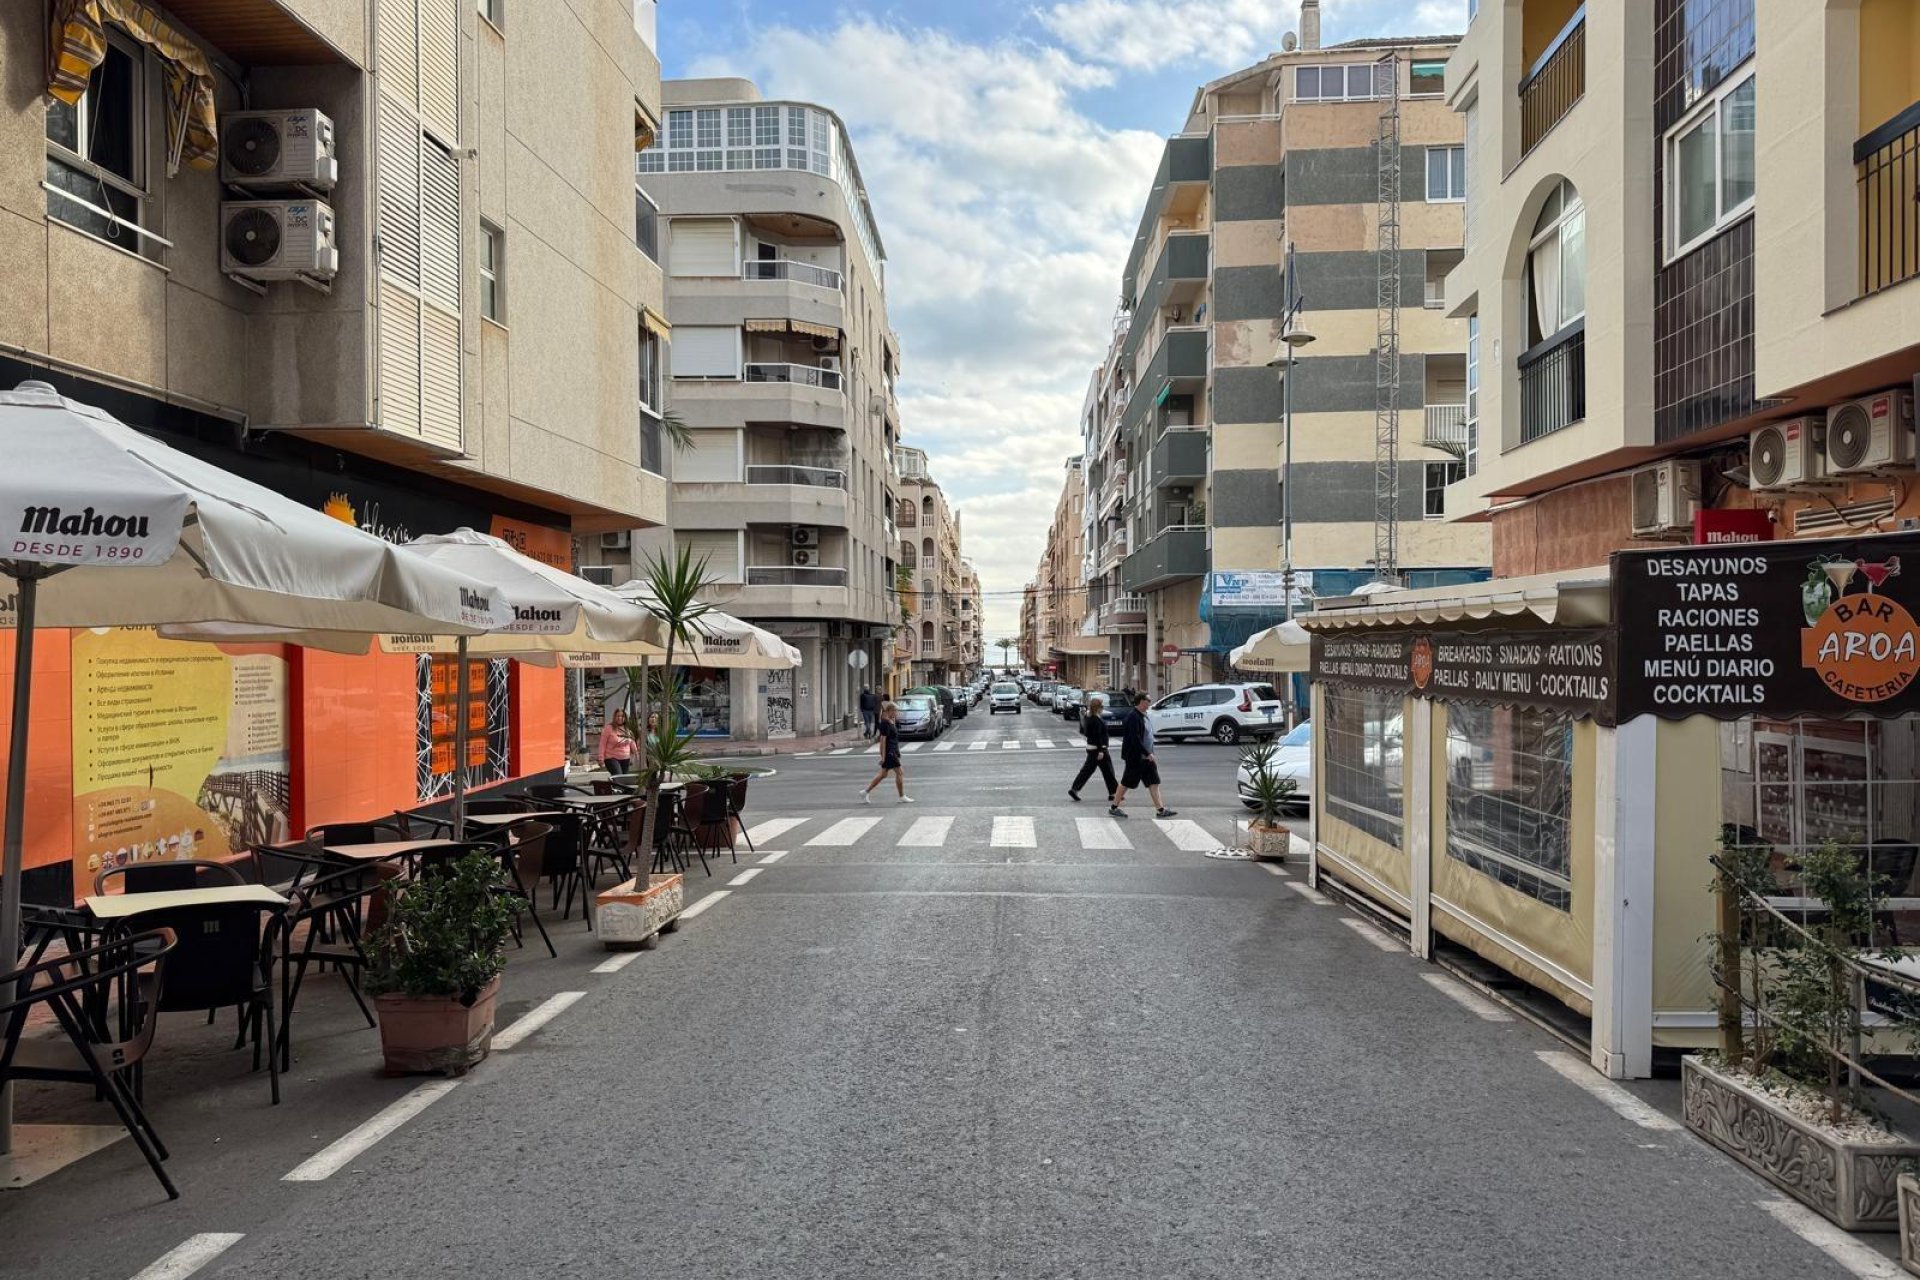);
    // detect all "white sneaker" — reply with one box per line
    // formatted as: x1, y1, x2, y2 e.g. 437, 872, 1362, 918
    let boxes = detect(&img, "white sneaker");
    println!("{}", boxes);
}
900, 794, 916, 804
858, 789, 870, 804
